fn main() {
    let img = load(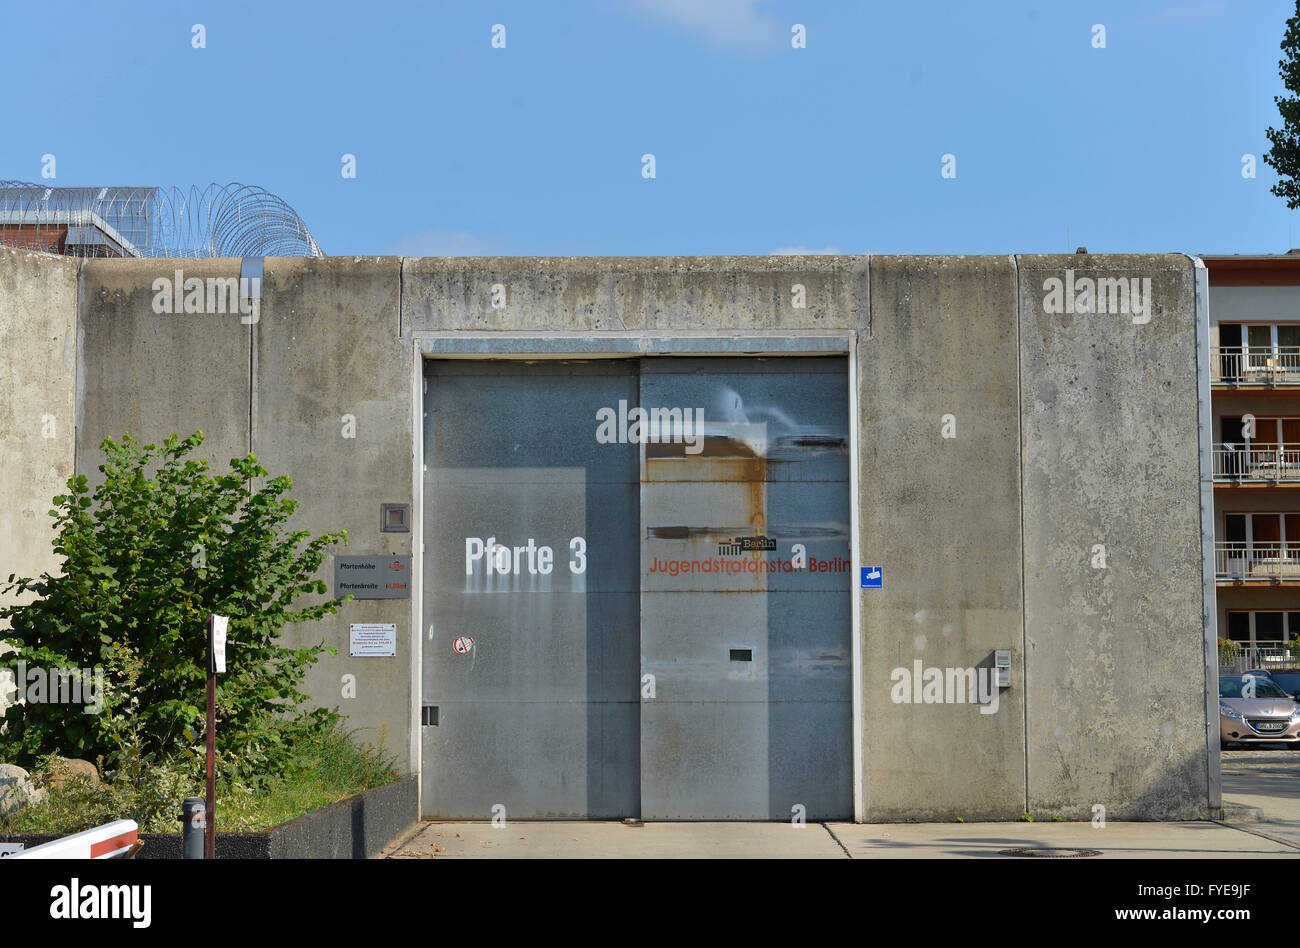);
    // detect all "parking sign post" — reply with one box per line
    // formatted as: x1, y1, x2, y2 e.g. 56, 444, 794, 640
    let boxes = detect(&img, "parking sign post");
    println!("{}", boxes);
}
205, 615, 228, 859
